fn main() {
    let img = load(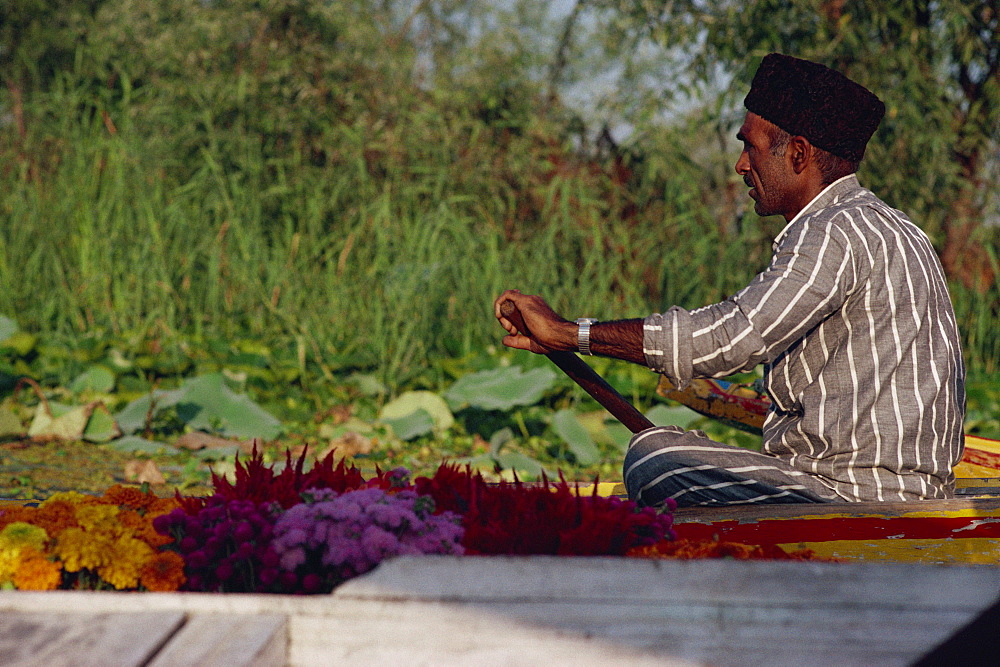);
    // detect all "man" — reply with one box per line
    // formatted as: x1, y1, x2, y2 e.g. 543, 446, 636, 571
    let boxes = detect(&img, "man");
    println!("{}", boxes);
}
494, 53, 966, 508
